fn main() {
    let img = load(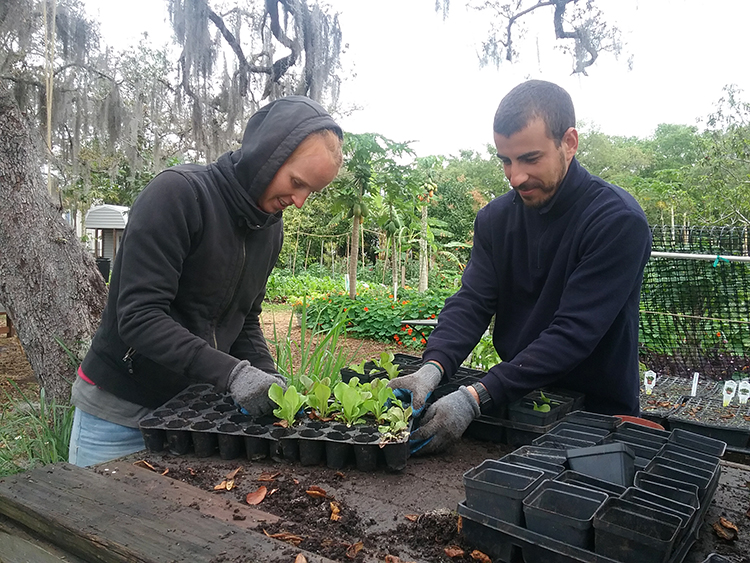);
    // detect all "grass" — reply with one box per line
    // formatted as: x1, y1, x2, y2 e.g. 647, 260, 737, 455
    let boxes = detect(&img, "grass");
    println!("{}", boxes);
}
0, 382, 74, 477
